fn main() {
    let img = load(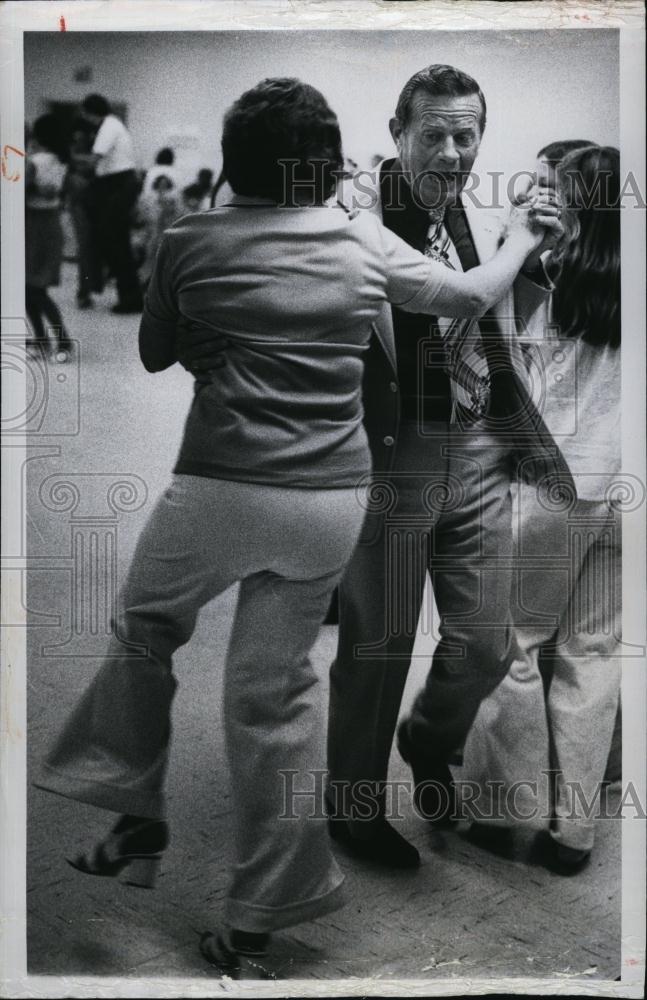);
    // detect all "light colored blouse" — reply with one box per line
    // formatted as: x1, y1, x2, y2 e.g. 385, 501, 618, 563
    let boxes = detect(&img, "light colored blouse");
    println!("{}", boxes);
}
523, 299, 620, 501
26, 151, 66, 210
140, 199, 458, 488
